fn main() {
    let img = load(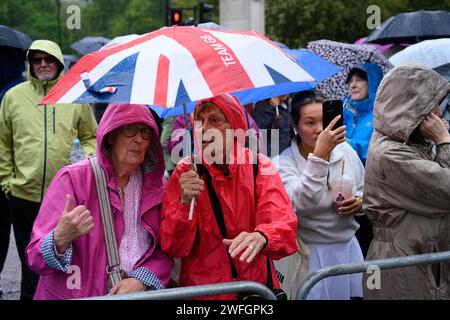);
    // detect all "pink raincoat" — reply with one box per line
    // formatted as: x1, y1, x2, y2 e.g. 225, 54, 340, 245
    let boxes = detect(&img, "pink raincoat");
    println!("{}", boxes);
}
26, 103, 174, 299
